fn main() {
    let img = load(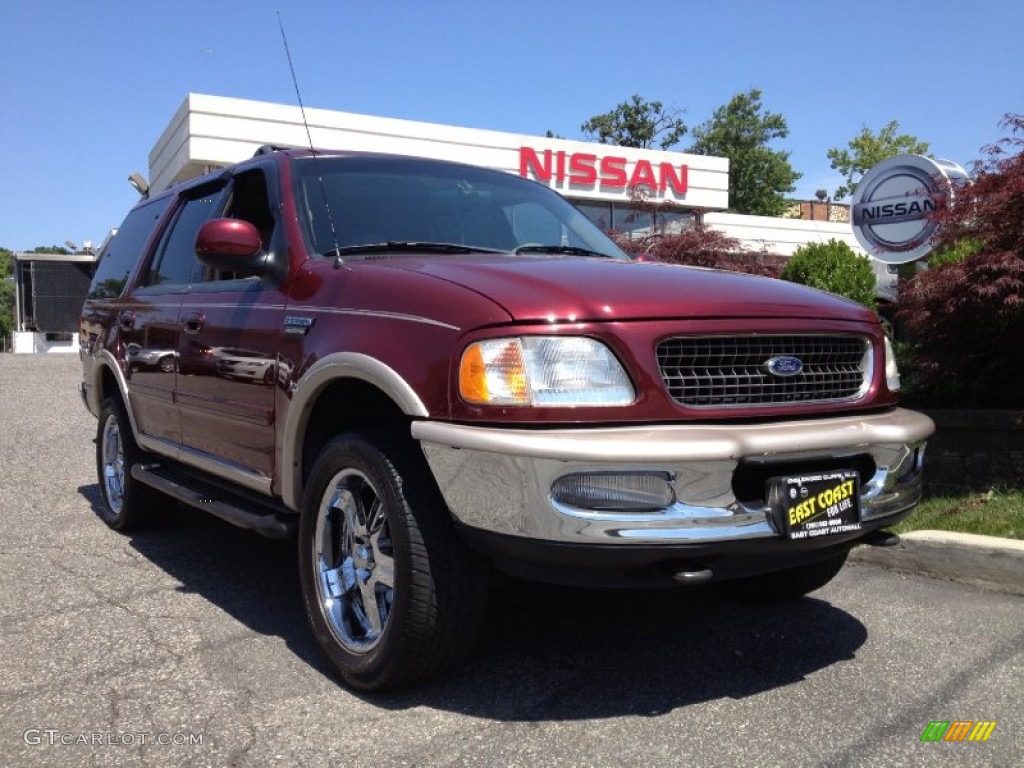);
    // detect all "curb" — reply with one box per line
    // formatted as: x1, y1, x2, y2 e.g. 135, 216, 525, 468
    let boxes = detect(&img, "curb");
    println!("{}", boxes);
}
849, 530, 1024, 596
